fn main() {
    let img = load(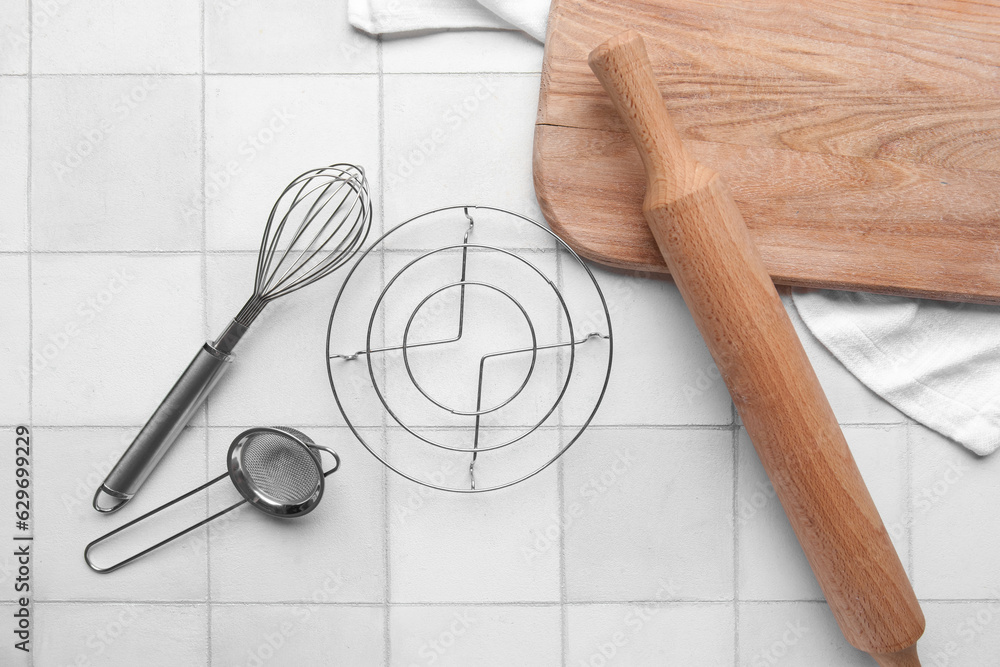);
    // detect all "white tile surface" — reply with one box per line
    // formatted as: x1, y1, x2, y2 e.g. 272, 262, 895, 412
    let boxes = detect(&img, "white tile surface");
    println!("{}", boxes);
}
204, 252, 344, 426
739, 601, 873, 666
32, 0, 202, 74
592, 270, 733, 426
205, 74, 380, 250
387, 427, 561, 602
391, 605, 560, 666
207, 427, 385, 603
382, 30, 543, 73
36, 603, 207, 666
0, 77, 28, 250
0, 255, 29, 423
567, 603, 734, 666
206, 0, 378, 74
382, 74, 541, 227
212, 604, 384, 665
31, 253, 205, 426
384, 424, 561, 493
34, 427, 208, 601
920, 601, 1000, 667
326, 248, 388, 429
550, 254, 616, 428
912, 424, 1000, 599
0, 0, 29, 74
31, 76, 202, 251
564, 428, 734, 601
737, 425, 909, 601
